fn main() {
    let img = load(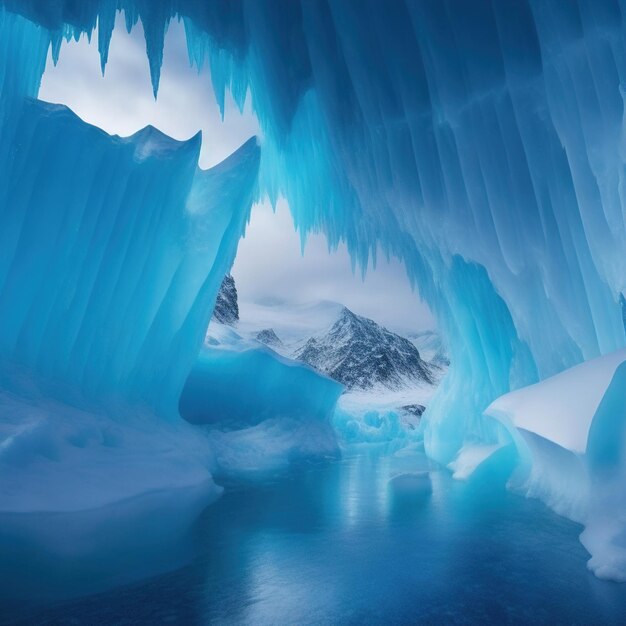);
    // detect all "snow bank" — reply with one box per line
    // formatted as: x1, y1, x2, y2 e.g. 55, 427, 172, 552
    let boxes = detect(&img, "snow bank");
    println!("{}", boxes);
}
485, 349, 626, 454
